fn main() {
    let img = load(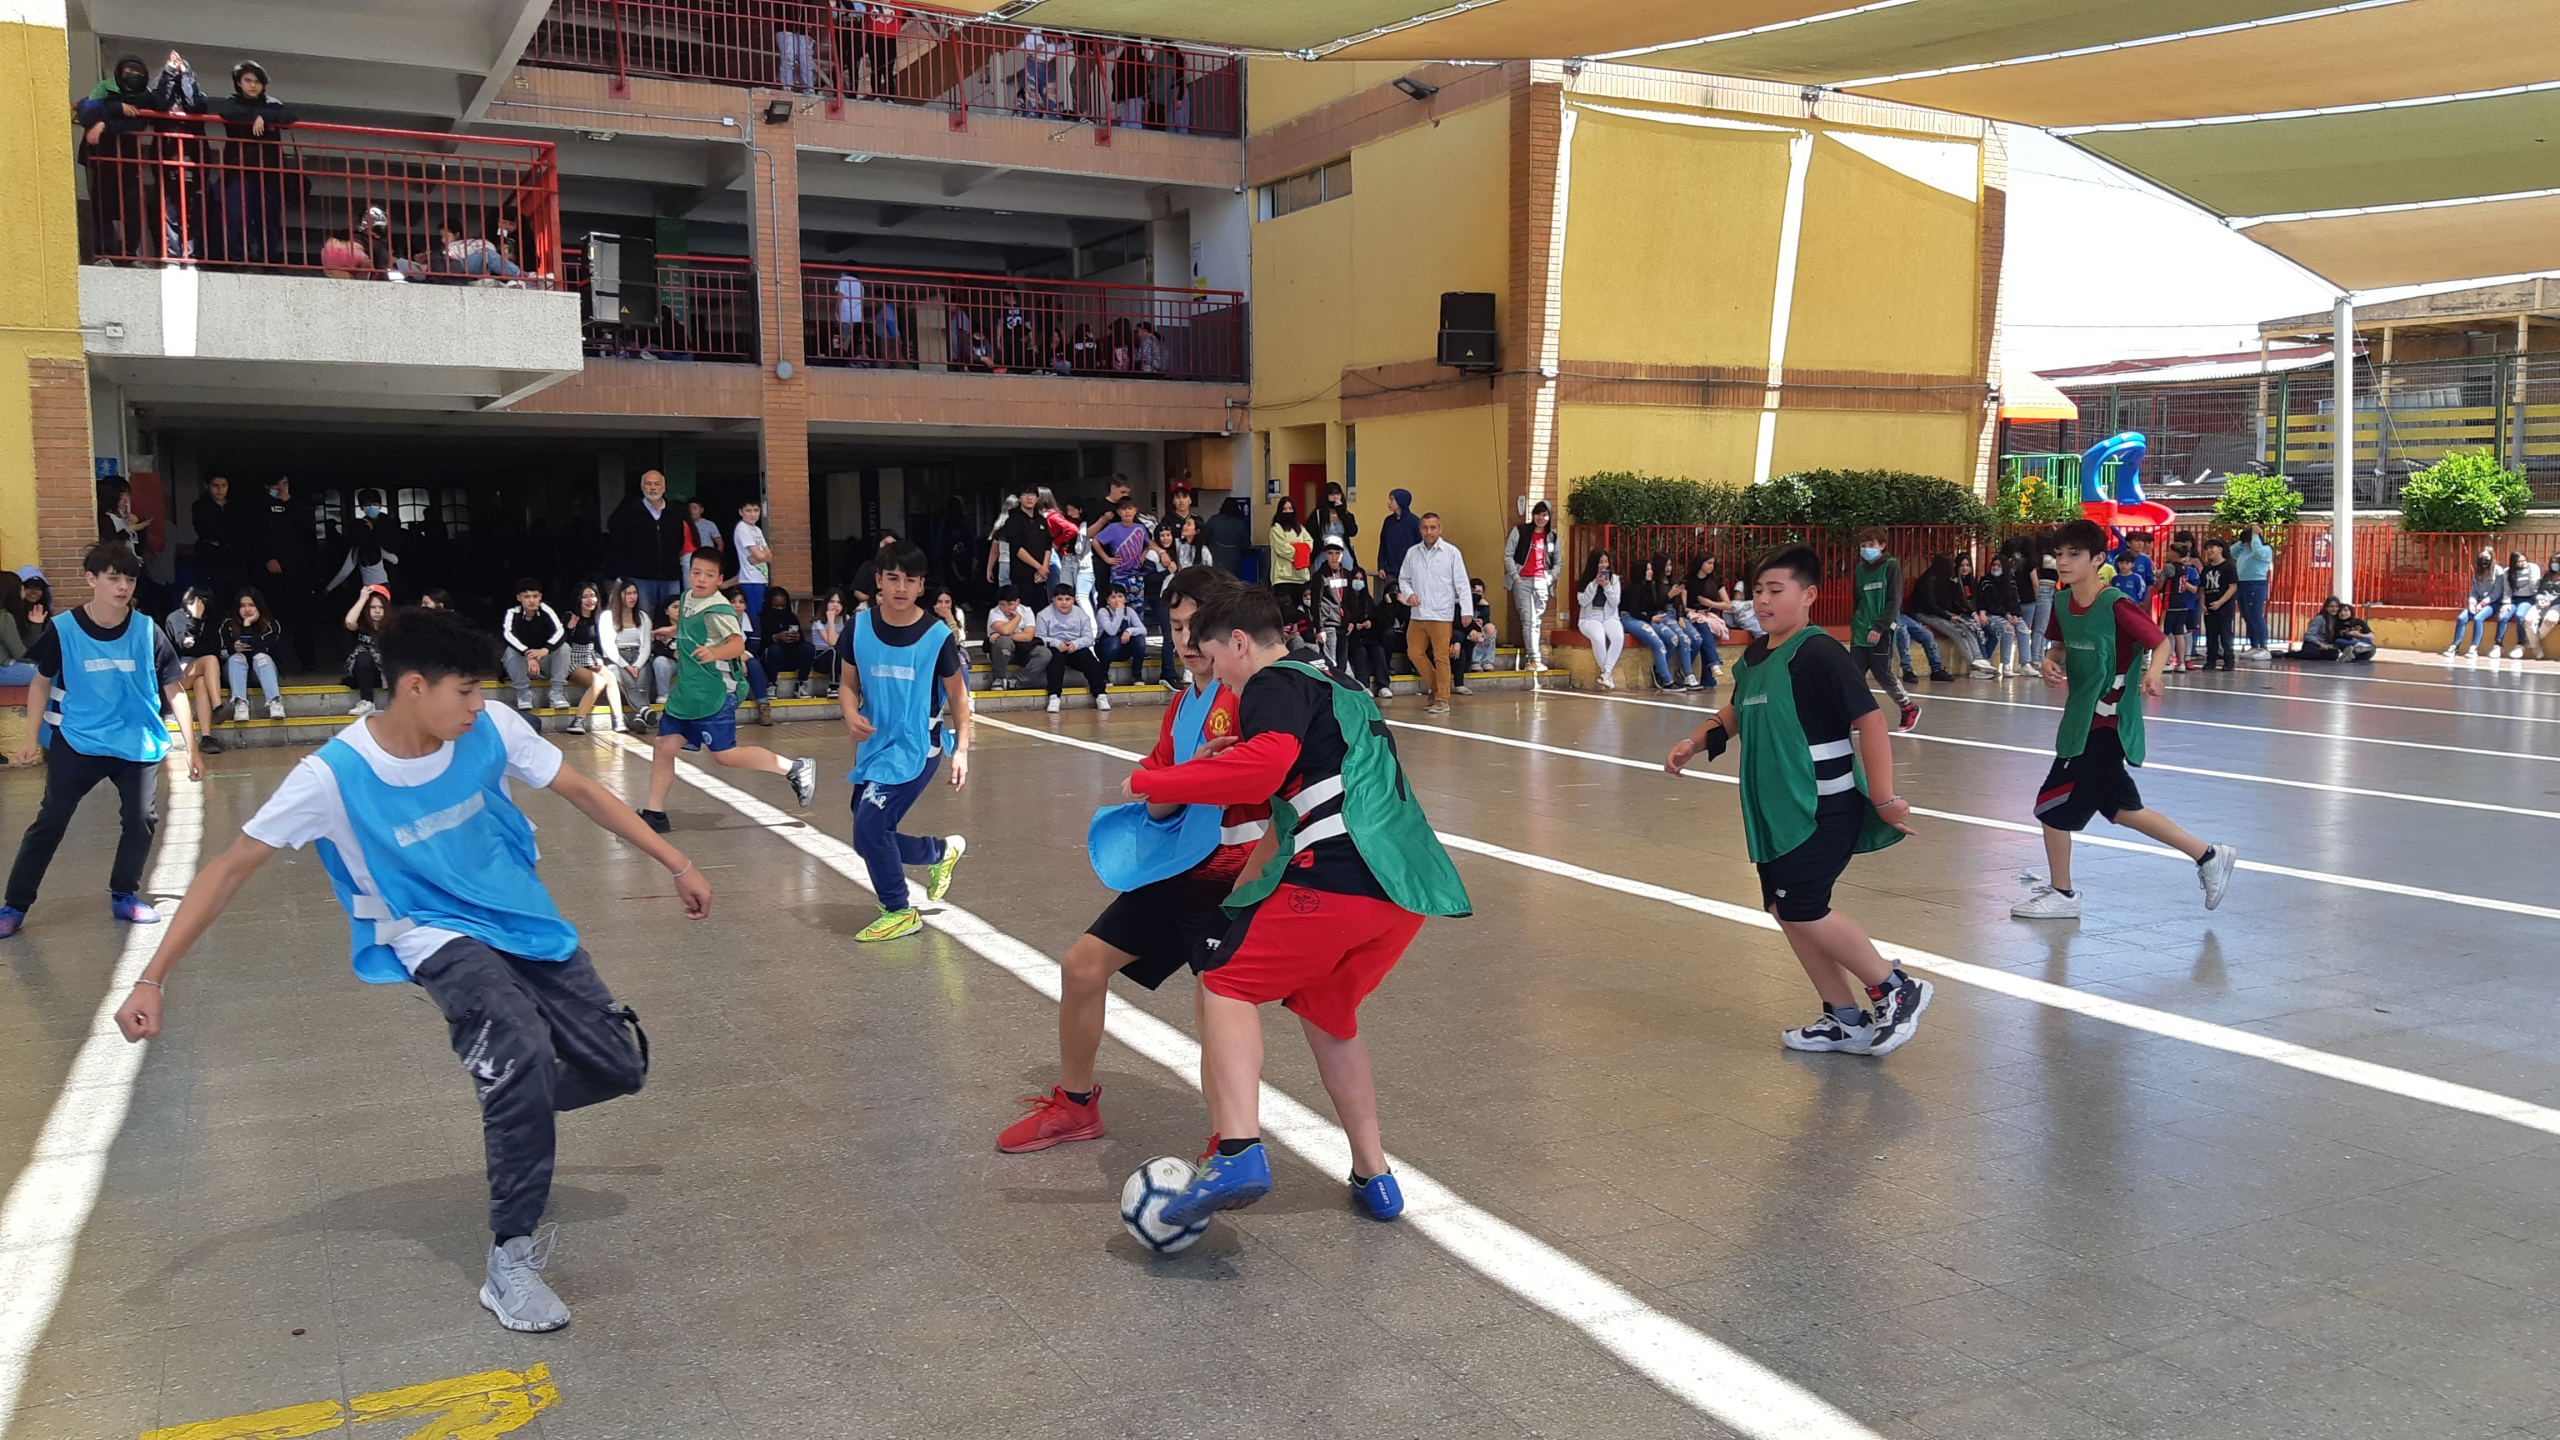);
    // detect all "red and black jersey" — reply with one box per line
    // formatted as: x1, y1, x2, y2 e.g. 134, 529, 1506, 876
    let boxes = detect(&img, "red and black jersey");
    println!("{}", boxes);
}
1128, 648, 1386, 900
1138, 682, 1270, 896
2048, 592, 2164, 733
